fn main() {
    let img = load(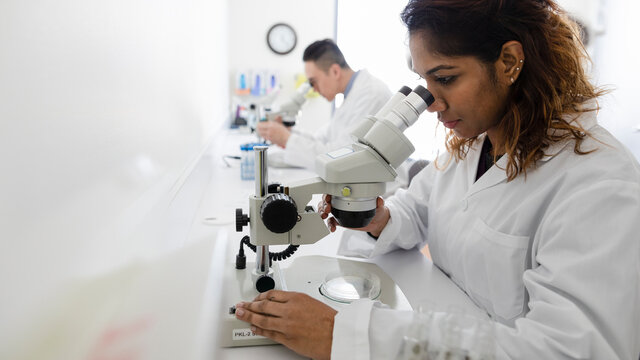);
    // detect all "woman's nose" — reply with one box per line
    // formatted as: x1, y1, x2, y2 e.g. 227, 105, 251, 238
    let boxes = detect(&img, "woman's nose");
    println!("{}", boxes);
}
426, 98, 446, 113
